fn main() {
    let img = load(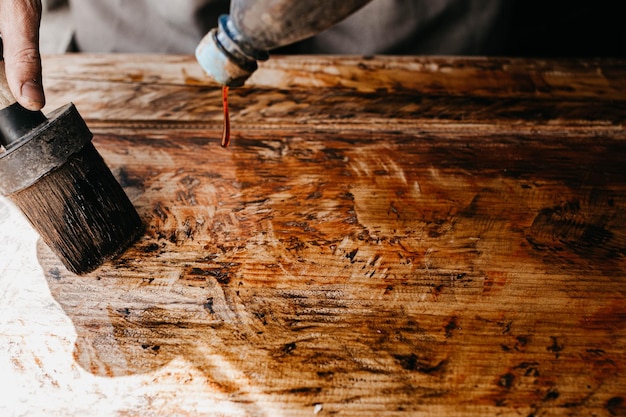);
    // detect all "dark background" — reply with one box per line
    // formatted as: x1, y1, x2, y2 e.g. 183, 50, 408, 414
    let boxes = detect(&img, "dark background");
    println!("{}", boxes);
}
277, 0, 626, 58
505, 0, 626, 57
